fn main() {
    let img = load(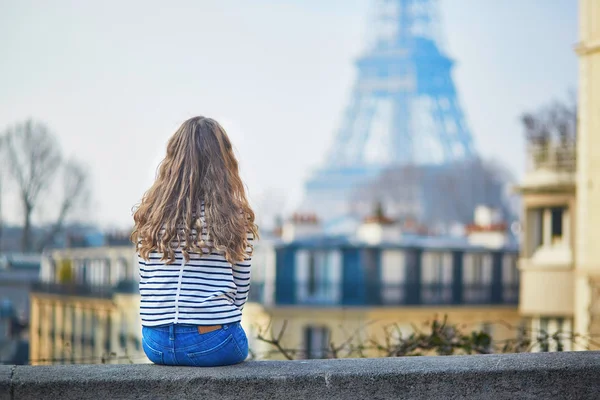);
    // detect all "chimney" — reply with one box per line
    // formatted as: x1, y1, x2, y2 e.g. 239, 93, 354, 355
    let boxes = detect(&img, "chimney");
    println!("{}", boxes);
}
357, 202, 401, 244
466, 205, 508, 249
281, 213, 321, 242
